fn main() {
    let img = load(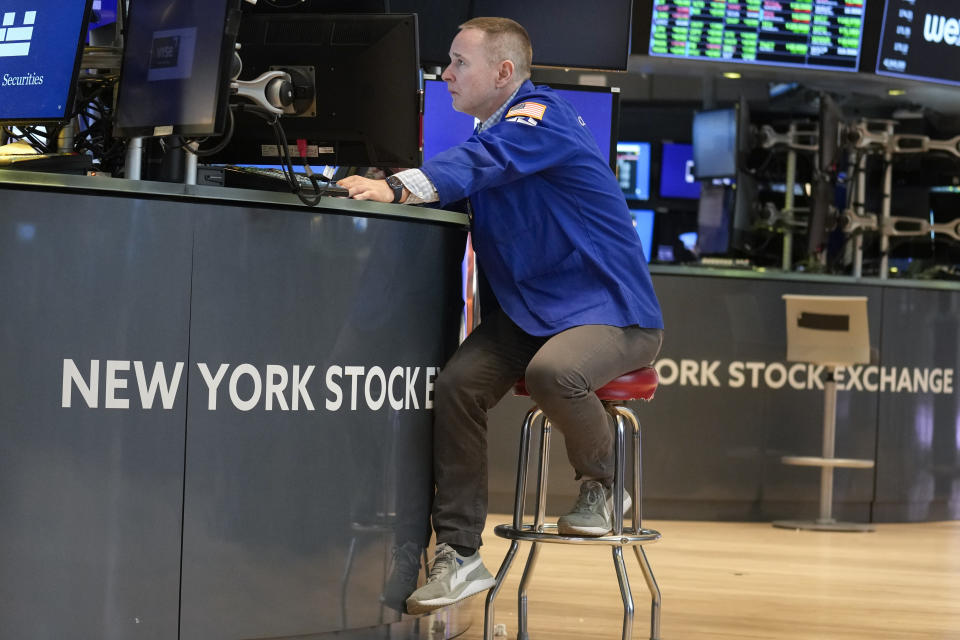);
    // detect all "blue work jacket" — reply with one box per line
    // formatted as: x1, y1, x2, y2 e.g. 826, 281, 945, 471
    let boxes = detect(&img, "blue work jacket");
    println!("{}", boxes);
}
421, 80, 663, 337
